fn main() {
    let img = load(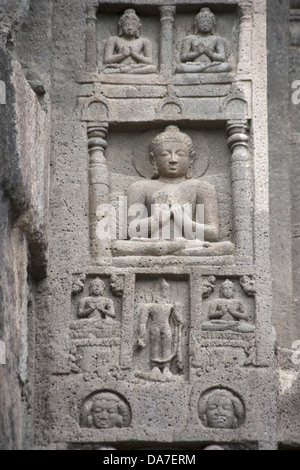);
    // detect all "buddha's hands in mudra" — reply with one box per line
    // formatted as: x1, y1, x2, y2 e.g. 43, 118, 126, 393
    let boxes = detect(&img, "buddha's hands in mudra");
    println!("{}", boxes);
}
137, 335, 147, 348
196, 43, 205, 55
121, 45, 131, 59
